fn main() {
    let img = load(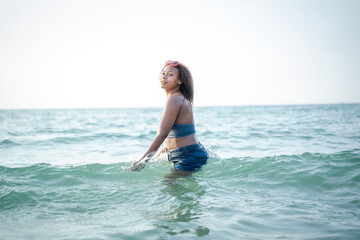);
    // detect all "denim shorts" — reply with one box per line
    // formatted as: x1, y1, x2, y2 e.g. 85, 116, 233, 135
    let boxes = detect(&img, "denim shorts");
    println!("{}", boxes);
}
167, 143, 208, 172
